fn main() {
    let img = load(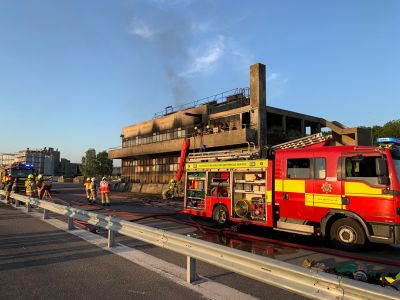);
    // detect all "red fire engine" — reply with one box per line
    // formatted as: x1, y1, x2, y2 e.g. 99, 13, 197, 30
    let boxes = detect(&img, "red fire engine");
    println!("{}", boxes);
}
1, 163, 34, 192
183, 134, 400, 250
